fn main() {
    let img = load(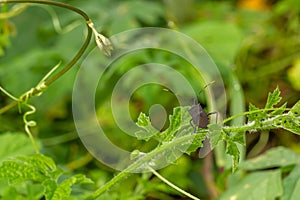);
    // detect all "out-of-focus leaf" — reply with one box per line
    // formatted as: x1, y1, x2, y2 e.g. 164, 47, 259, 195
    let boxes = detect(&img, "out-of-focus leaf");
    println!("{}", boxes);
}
219, 170, 282, 200
288, 59, 300, 90
282, 164, 300, 200
0, 132, 35, 163
240, 147, 300, 170
182, 21, 244, 67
